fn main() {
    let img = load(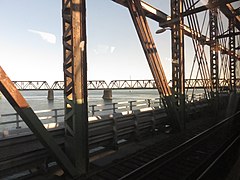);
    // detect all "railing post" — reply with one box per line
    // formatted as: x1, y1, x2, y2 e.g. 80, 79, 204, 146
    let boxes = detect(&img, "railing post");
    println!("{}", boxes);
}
16, 114, 21, 129
113, 103, 117, 114
54, 109, 58, 123
129, 101, 133, 111
90, 105, 95, 116
147, 99, 151, 107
